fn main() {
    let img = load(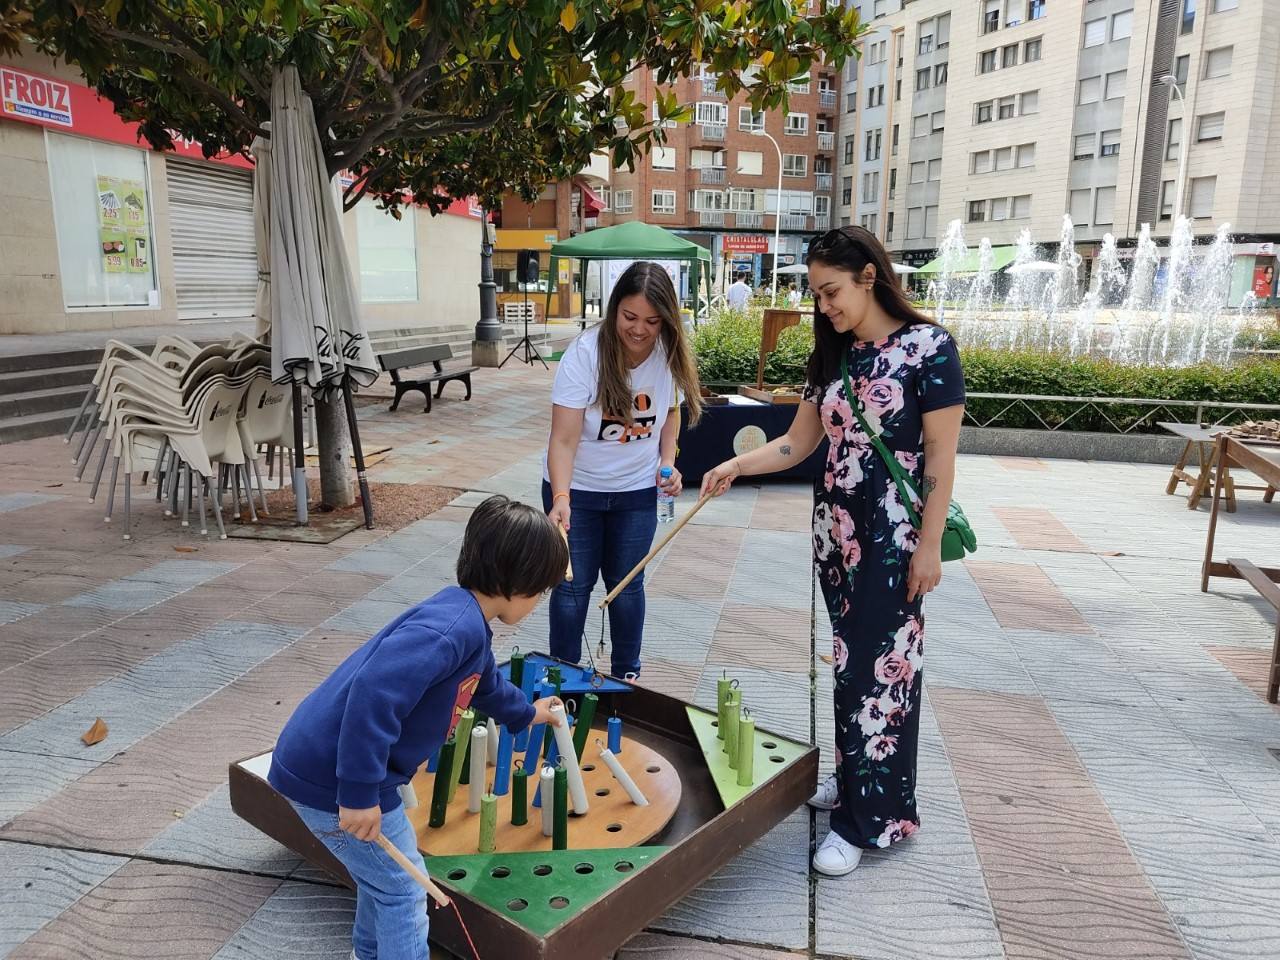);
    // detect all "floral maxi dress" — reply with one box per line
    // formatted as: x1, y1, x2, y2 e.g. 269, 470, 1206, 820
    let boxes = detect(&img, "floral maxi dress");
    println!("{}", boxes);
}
805, 322, 965, 850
